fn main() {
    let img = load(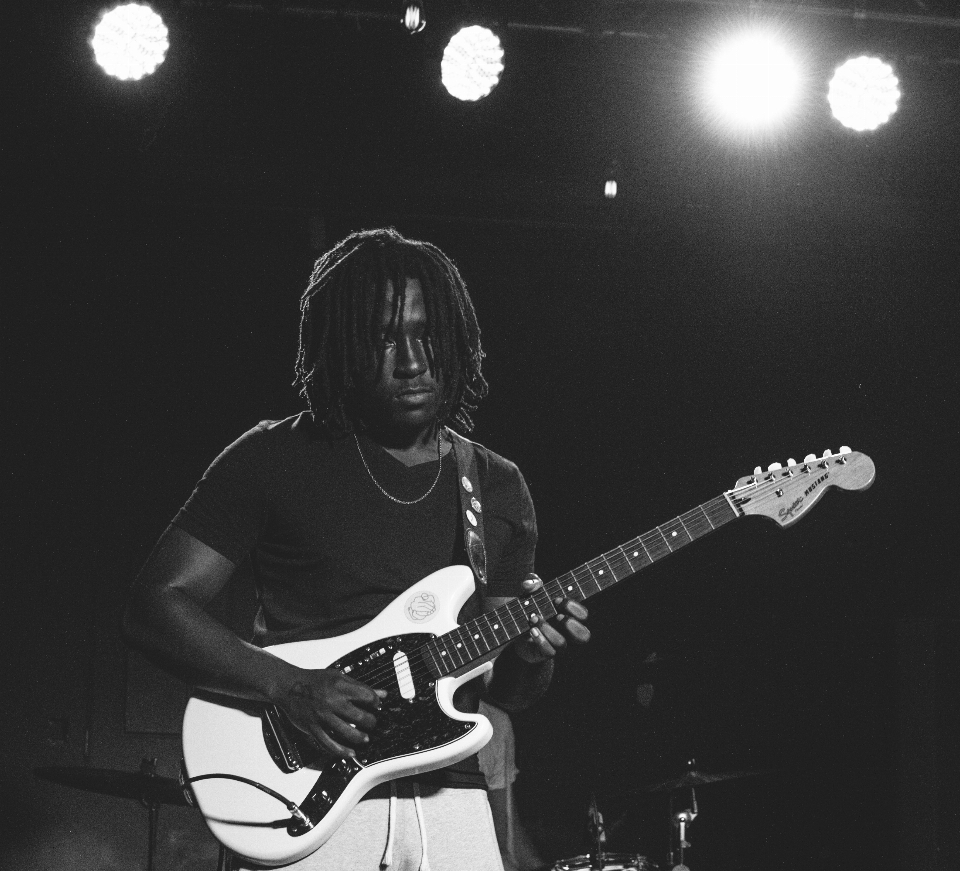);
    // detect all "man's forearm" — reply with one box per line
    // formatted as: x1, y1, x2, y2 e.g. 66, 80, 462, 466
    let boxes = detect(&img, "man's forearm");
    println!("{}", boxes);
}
484, 643, 555, 712
122, 586, 294, 703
